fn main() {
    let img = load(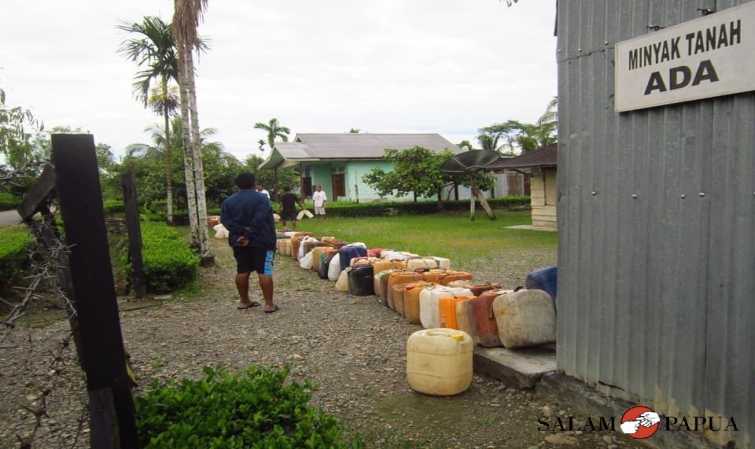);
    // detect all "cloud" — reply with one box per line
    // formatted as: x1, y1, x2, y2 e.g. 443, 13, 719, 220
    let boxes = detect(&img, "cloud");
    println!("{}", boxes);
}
0, 0, 556, 160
